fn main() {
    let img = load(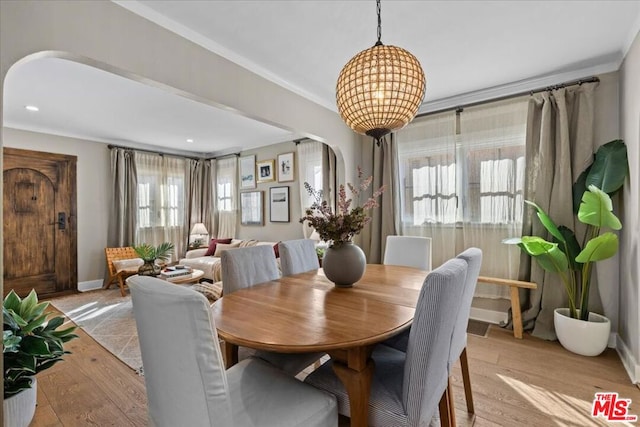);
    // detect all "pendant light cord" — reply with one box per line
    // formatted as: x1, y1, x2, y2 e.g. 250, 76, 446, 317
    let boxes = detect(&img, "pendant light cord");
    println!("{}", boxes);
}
375, 0, 383, 46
